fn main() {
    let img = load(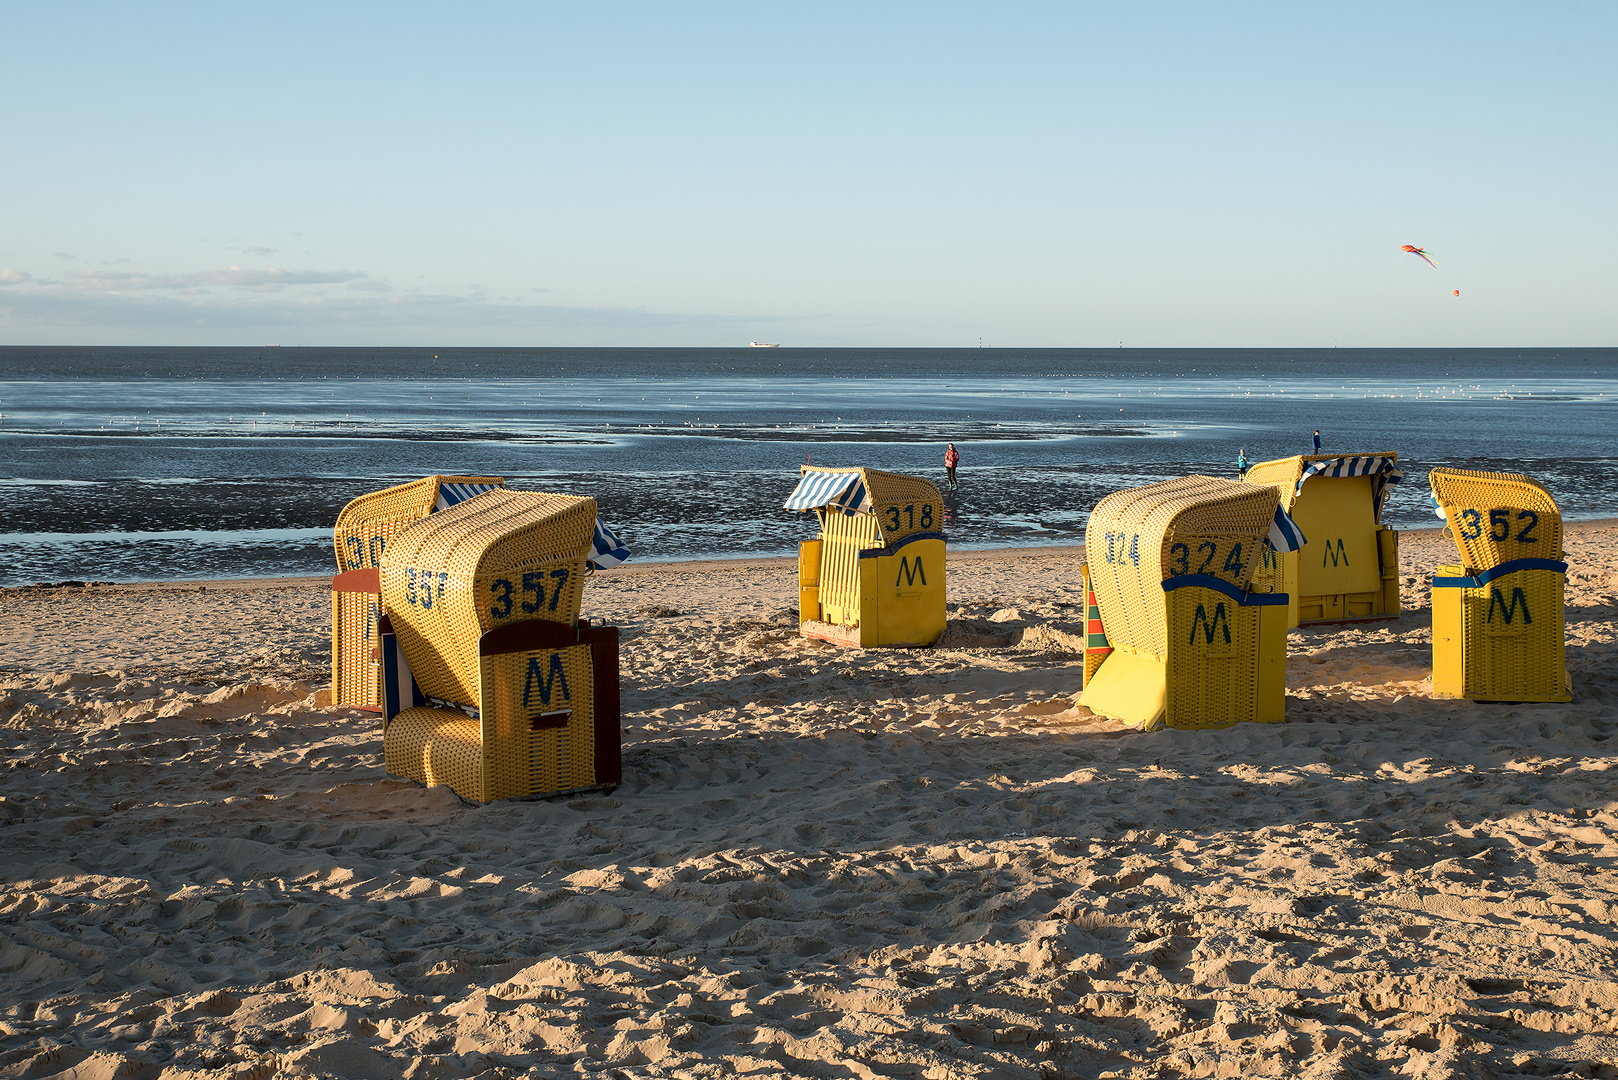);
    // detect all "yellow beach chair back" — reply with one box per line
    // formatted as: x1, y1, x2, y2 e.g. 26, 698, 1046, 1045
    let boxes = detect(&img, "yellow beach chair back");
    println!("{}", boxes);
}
377, 489, 620, 802
330, 475, 504, 710
1243, 453, 1401, 626
1429, 467, 1569, 703
1080, 476, 1291, 730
